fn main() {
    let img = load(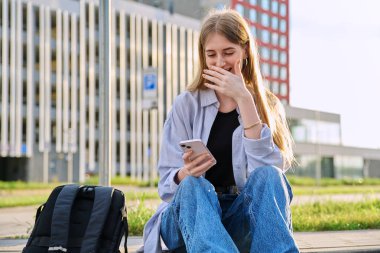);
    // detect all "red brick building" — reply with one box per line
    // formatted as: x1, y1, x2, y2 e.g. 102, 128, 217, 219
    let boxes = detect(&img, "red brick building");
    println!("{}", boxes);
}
231, 0, 290, 104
